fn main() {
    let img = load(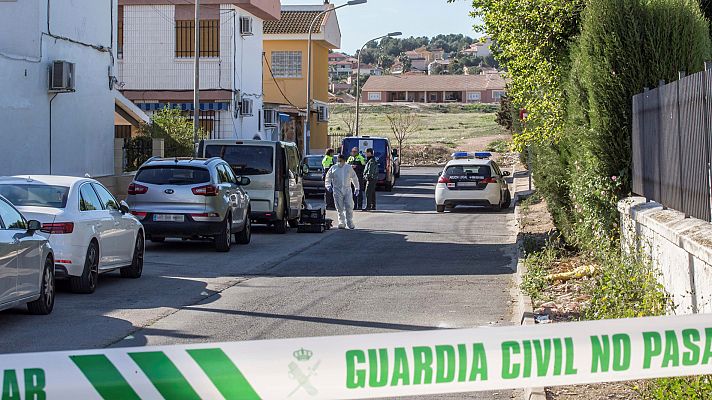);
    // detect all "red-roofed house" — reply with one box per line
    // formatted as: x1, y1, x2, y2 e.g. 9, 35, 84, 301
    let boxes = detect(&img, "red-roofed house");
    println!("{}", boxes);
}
361, 74, 506, 104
